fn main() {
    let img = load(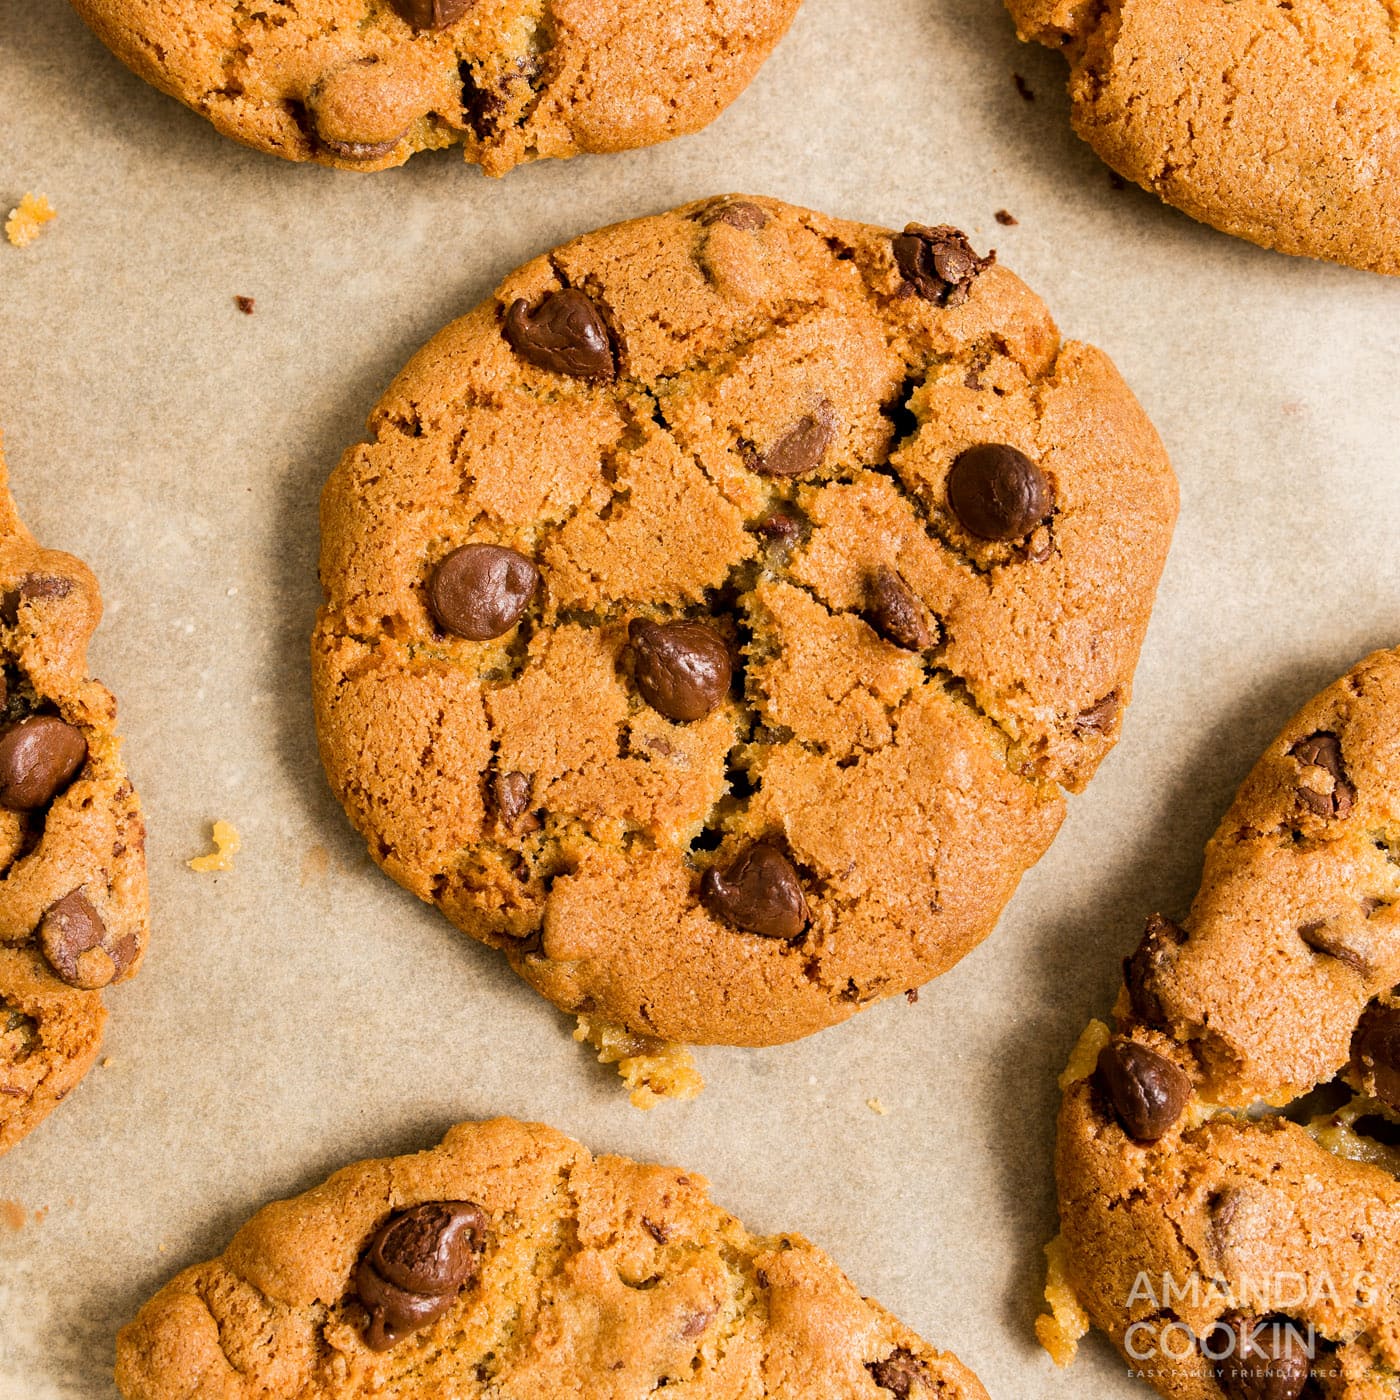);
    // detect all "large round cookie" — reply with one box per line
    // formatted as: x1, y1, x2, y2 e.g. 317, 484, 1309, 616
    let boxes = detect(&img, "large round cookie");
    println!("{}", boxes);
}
1045, 647, 1400, 1398
68, 0, 802, 175
312, 195, 1177, 1048
116, 1117, 990, 1399
0, 435, 149, 1156
1005, 0, 1400, 275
